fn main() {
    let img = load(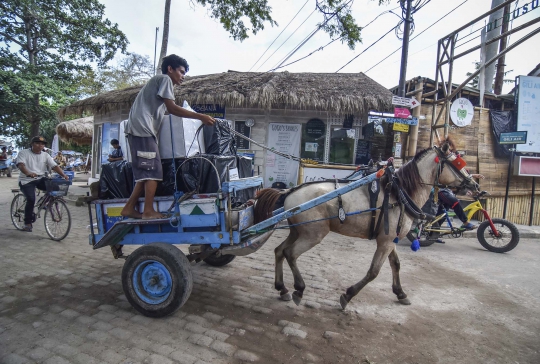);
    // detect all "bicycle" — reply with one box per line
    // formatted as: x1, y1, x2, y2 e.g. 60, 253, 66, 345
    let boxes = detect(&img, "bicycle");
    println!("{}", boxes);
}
10, 176, 72, 241
409, 191, 520, 253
